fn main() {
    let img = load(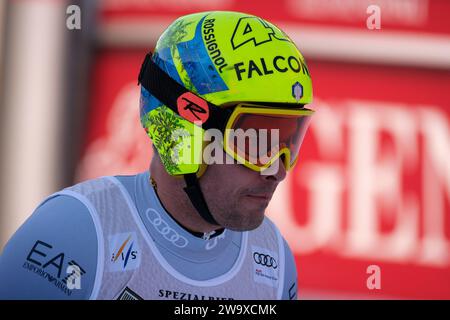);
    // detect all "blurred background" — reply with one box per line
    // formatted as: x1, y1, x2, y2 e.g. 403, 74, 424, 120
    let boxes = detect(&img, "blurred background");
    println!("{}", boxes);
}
0, 0, 449, 299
